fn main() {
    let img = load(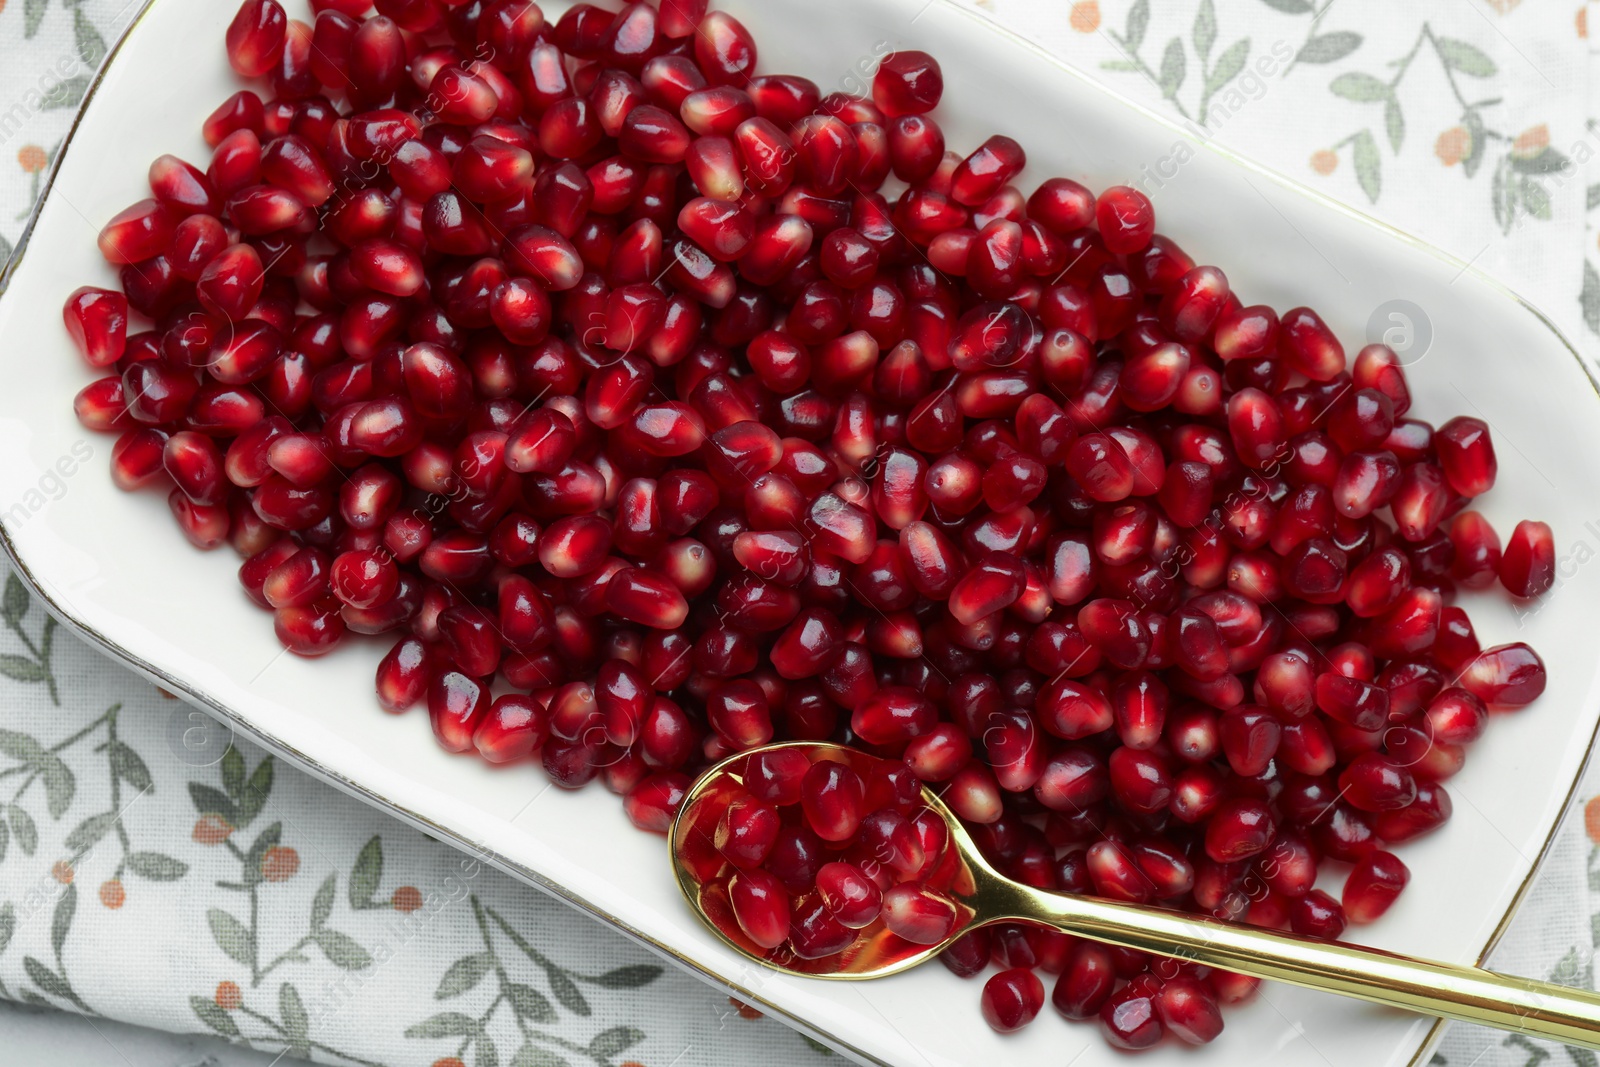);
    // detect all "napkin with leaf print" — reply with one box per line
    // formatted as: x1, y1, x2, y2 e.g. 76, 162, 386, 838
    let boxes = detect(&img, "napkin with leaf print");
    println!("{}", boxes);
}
3, 1, 1600, 1067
